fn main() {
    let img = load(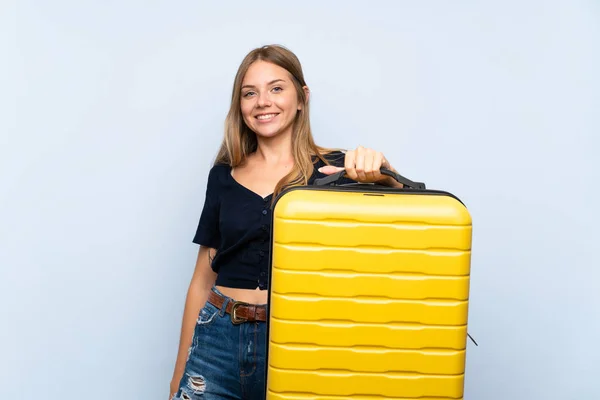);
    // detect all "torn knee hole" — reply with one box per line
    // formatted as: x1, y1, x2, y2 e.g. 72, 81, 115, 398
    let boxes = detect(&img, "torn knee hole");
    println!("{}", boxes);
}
181, 392, 191, 400
188, 375, 206, 394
